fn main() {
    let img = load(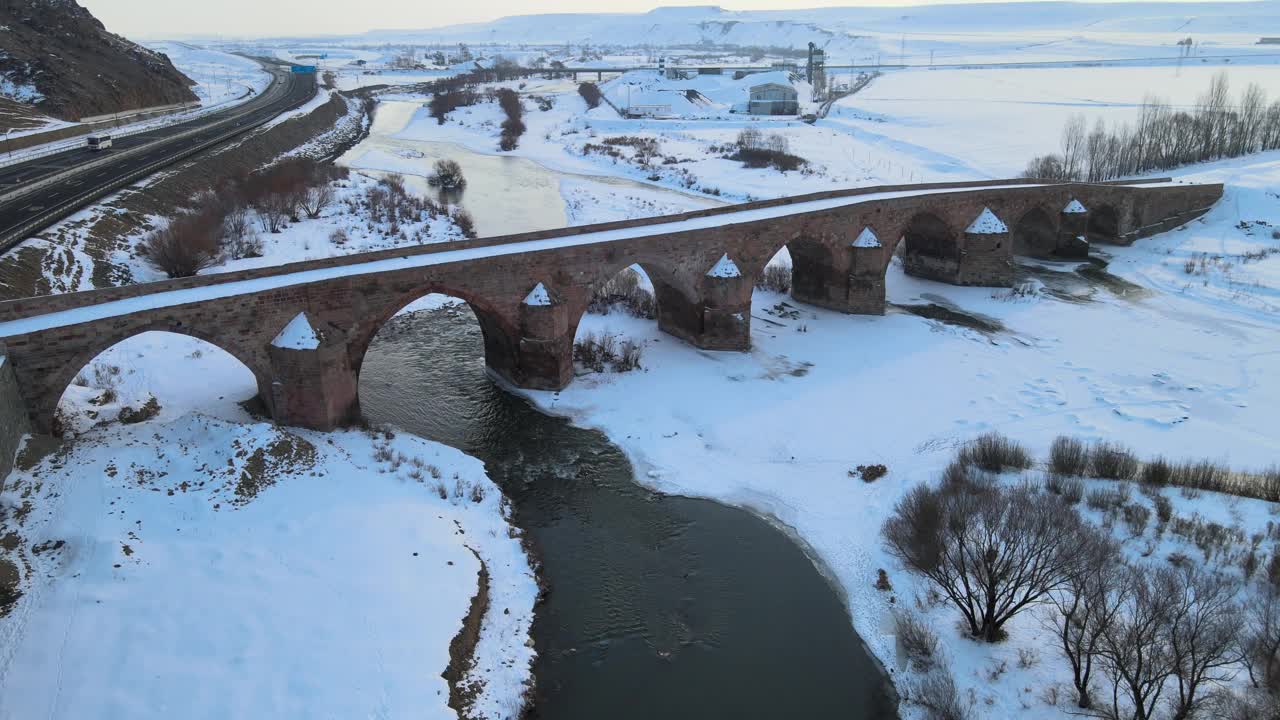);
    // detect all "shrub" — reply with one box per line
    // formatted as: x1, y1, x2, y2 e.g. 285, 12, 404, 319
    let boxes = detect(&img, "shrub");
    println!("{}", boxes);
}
1046, 474, 1085, 504
1049, 436, 1089, 476
496, 88, 525, 151
588, 268, 655, 319
118, 397, 160, 424
958, 432, 1032, 474
940, 459, 970, 487
1088, 441, 1139, 481
894, 610, 940, 671
1263, 465, 1280, 502
909, 664, 970, 720
139, 210, 222, 277
757, 263, 792, 293
574, 332, 643, 373
857, 464, 889, 482
1153, 494, 1174, 525
1122, 503, 1151, 536
578, 82, 602, 109
428, 159, 467, 190
875, 568, 893, 591
1170, 458, 1230, 492
452, 209, 477, 238
1086, 487, 1125, 511
1140, 456, 1173, 487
